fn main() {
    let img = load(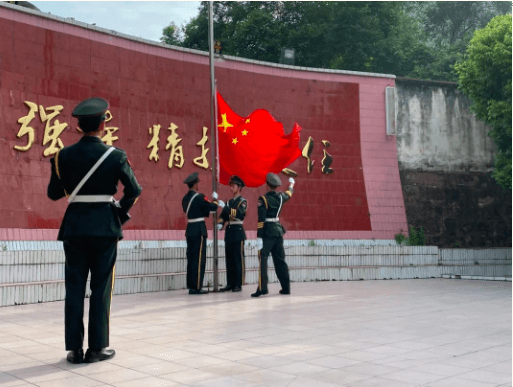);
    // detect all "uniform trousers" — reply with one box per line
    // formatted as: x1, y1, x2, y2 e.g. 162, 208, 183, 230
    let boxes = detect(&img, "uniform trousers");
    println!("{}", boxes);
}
63, 237, 118, 351
257, 236, 290, 293
186, 235, 207, 290
225, 240, 245, 288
